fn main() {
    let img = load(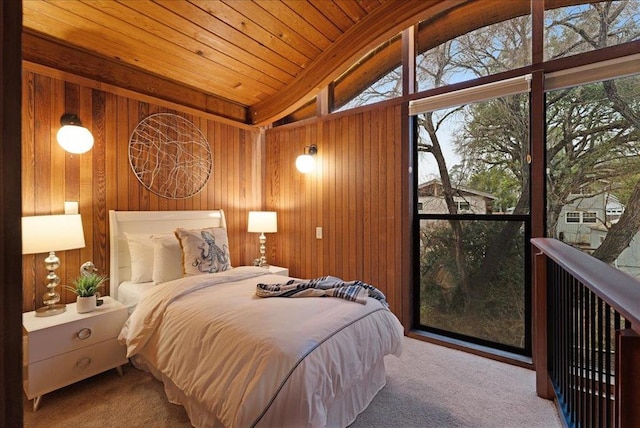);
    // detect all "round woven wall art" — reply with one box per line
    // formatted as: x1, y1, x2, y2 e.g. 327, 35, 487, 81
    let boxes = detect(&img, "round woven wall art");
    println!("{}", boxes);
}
129, 113, 212, 199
